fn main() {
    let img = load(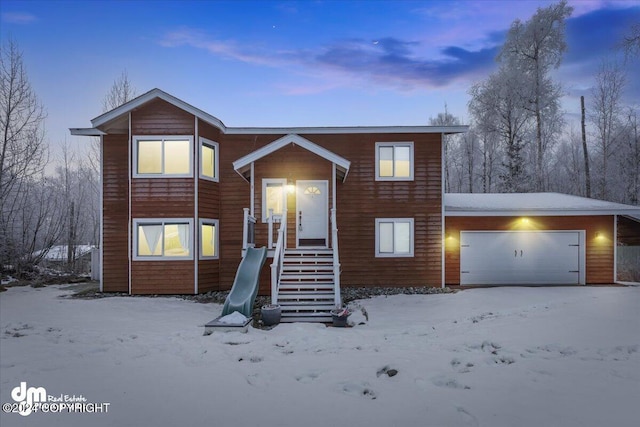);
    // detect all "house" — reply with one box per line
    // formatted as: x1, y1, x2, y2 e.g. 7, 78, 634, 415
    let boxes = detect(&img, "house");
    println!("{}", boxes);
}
71, 89, 640, 321
34, 245, 95, 274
